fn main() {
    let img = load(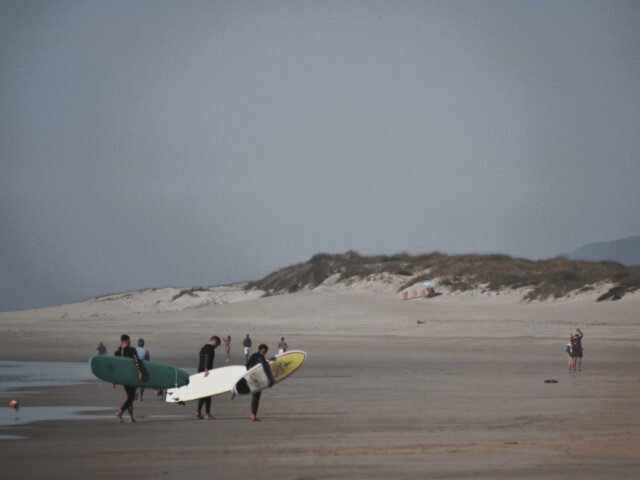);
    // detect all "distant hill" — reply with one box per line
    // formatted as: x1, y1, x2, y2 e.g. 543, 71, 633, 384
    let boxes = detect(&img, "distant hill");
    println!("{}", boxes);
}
565, 235, 640, 266
246, 250, 640, 302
